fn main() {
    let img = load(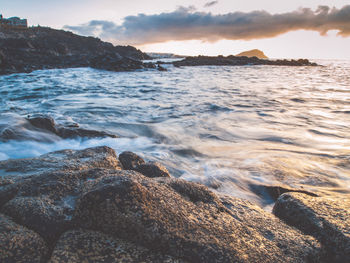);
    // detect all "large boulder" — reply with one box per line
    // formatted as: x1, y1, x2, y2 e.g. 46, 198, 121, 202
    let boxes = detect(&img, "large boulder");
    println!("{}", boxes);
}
0, 213, 48, 263
273, 193, 350, 262
74, 173, 321, 263
0, 146, 121, 178
0, 146, 122, 244
49, 229, 184, 263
